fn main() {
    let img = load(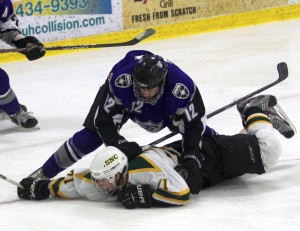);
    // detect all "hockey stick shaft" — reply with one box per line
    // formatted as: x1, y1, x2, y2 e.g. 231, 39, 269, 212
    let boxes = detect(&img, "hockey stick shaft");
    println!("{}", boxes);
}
0, 173, 24, 189
208, 62, 288, 117
145, 62, 288, 148
0, 28, 155, 53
